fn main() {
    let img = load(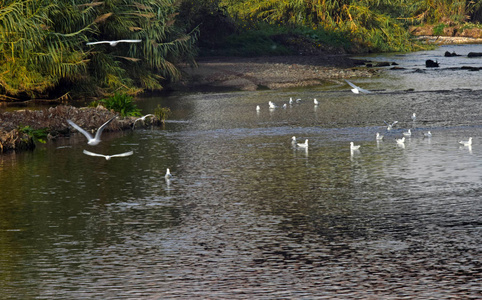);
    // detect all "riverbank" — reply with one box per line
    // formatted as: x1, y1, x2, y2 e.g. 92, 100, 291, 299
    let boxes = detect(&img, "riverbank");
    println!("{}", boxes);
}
175, 55, 378, 92
1, 53, 381, 153
0, 105, 154, 153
